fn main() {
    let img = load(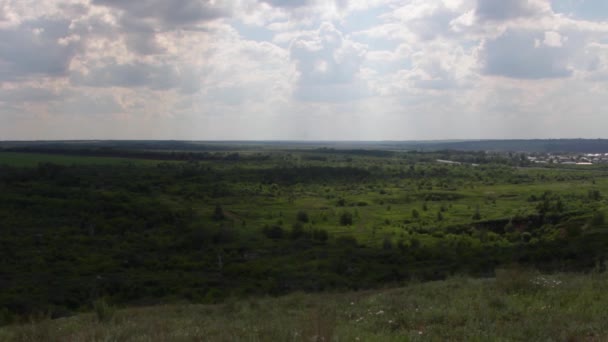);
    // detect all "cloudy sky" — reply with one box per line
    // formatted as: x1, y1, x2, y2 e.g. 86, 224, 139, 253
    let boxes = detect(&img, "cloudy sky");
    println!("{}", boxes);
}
0, 0, 607, 140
